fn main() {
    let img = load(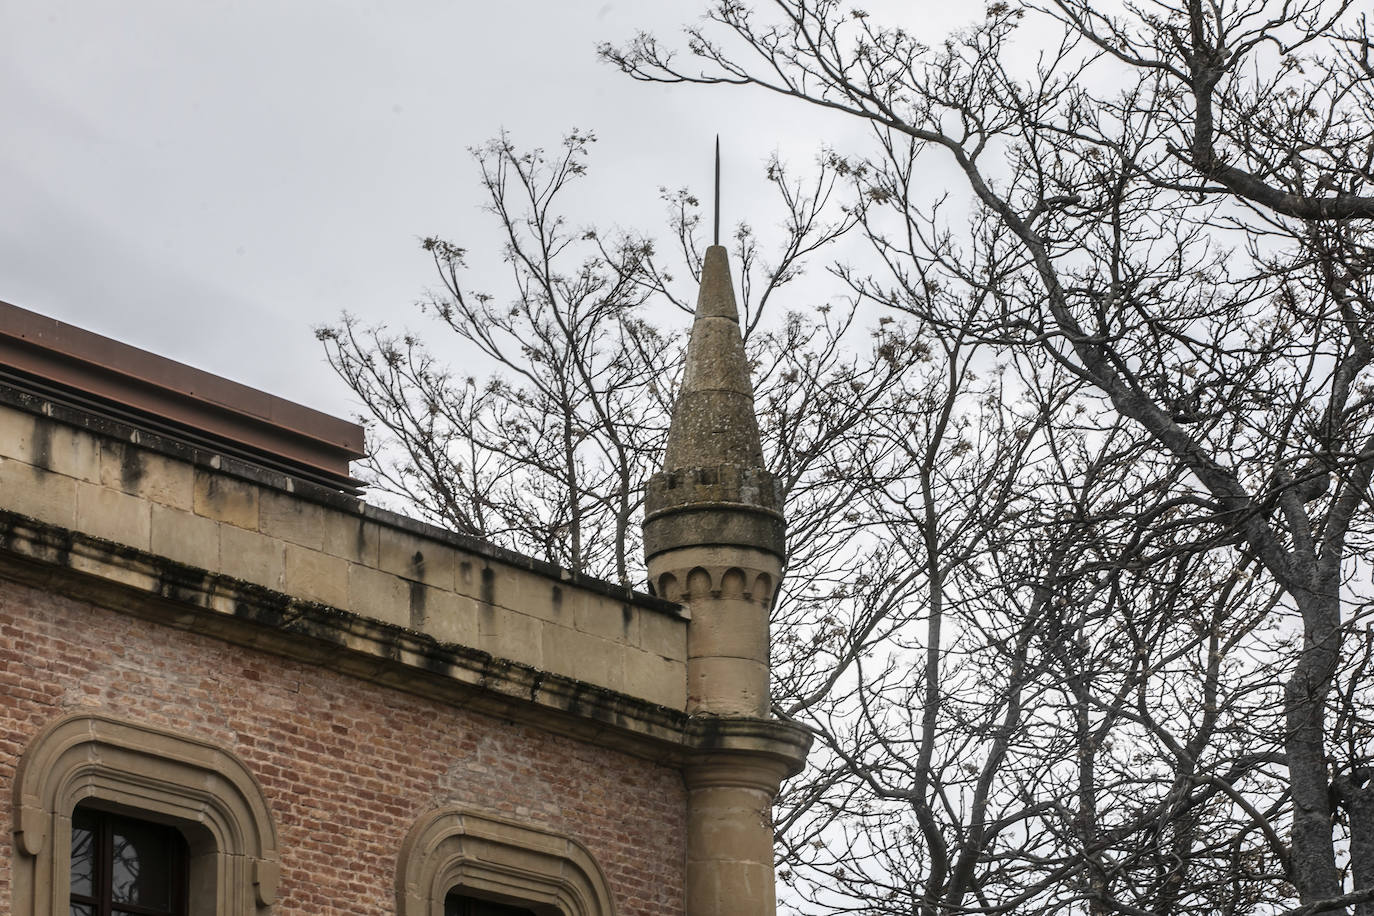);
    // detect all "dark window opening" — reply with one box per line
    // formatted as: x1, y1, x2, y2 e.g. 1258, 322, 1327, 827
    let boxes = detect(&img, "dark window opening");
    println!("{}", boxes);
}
69, 806, 189, 916
444, 891, 538, 916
